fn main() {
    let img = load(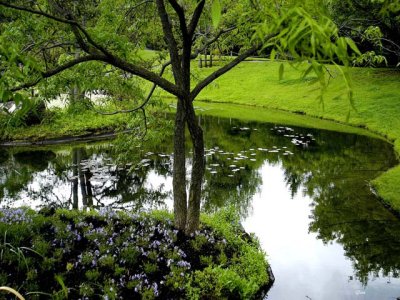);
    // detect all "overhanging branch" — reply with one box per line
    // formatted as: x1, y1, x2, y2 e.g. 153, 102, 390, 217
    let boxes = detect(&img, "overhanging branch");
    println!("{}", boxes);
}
11, 54, 105, 92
